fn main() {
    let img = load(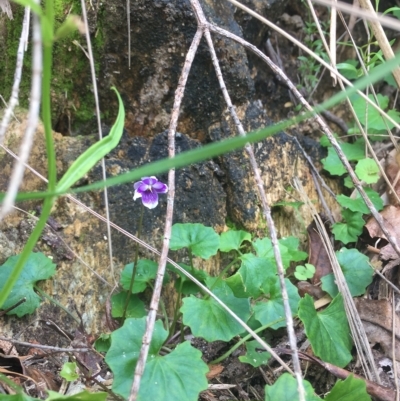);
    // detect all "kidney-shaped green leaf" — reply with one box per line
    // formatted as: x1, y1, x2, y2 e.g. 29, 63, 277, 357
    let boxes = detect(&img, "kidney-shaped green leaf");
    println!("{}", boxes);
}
226, 254, 276, 298
219, 230, 252, 252
181, 279, 251, 341
169, 223, 219, 259
120, 259, 168, 293
0, 252, 56, 317
105, 317, 208, 401
321, 248, 373, 298
170, 223, 220, 259
325, 374, 371, 401
298, 294, 352, 367
253, 278, 300, 329
264, 373, 321, 401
